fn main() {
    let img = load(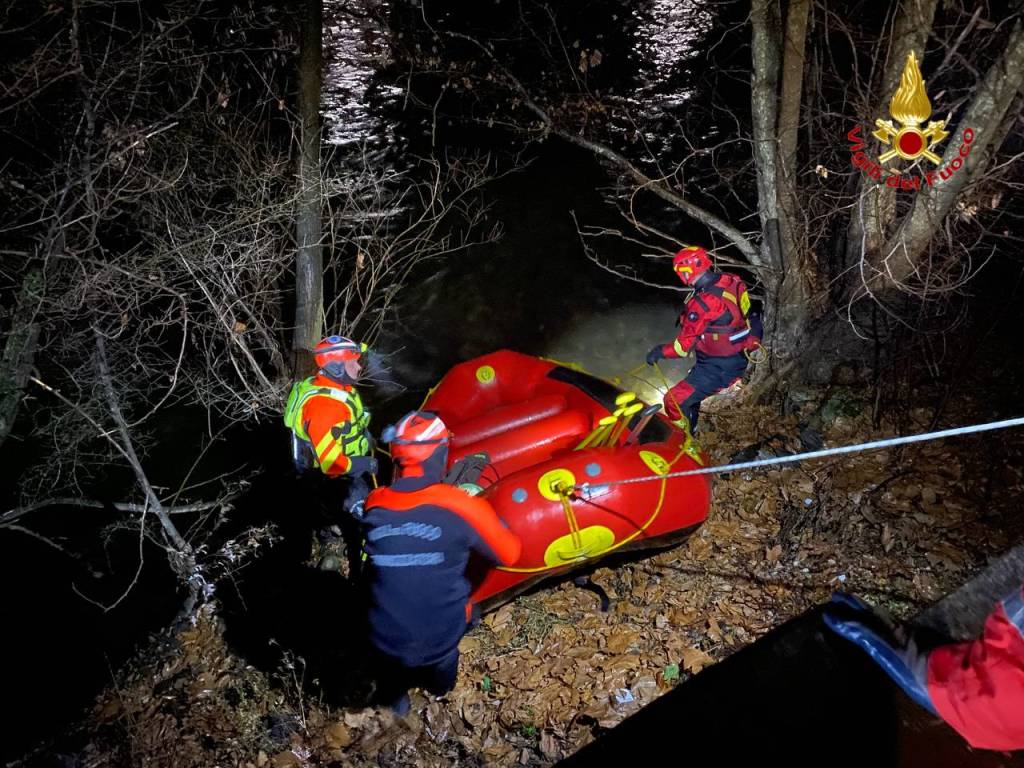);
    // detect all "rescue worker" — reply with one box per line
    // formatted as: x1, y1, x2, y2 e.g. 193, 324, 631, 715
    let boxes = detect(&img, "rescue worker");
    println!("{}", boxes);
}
825, 587, 1024, 751
361, 411, 522, 714
283, 335, 377, 517
646, 245, 762, 431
